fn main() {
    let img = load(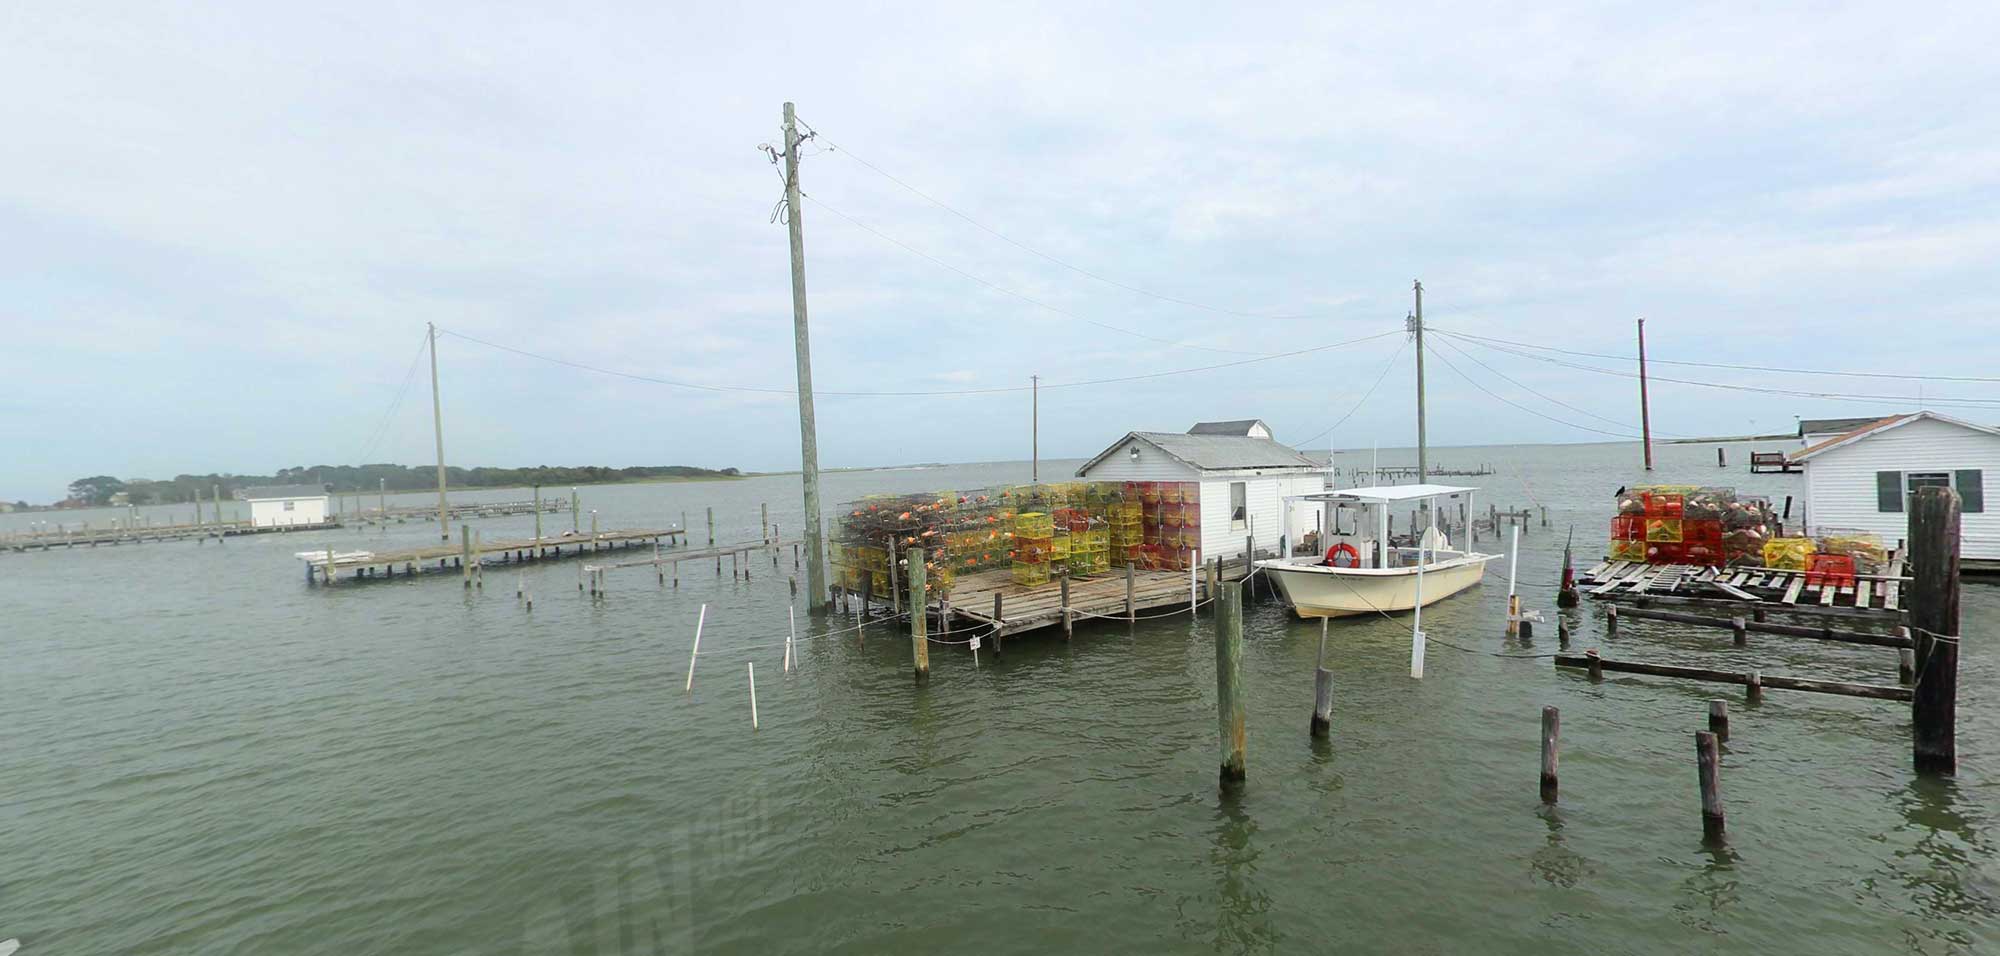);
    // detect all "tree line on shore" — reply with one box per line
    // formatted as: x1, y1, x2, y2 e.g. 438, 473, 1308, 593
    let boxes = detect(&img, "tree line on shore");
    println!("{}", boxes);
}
58, 463, 742, 507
